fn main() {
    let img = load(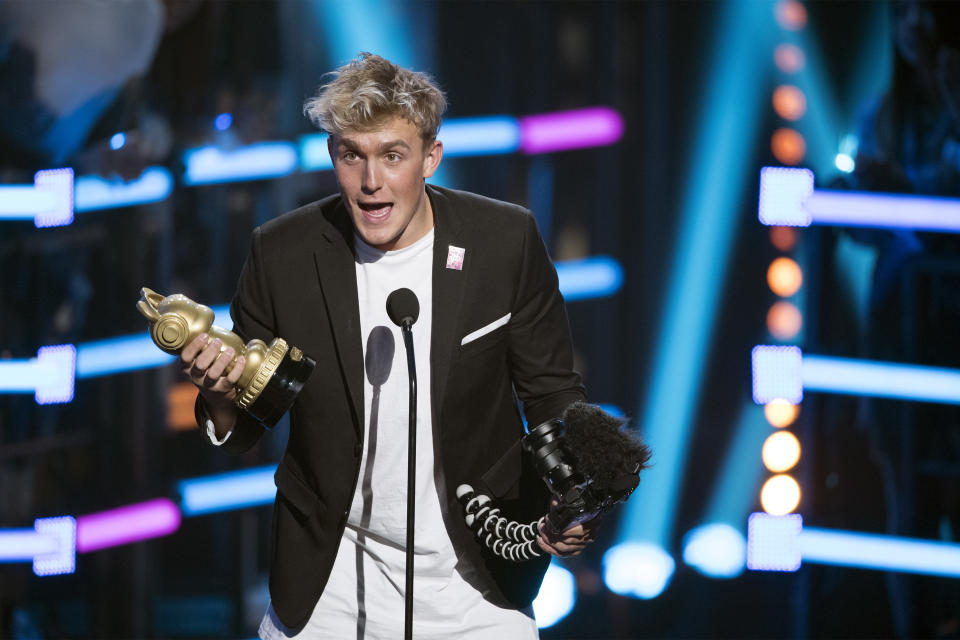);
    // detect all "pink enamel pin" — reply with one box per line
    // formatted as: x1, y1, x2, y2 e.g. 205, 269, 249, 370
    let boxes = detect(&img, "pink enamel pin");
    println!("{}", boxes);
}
446, 245, 465, 270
